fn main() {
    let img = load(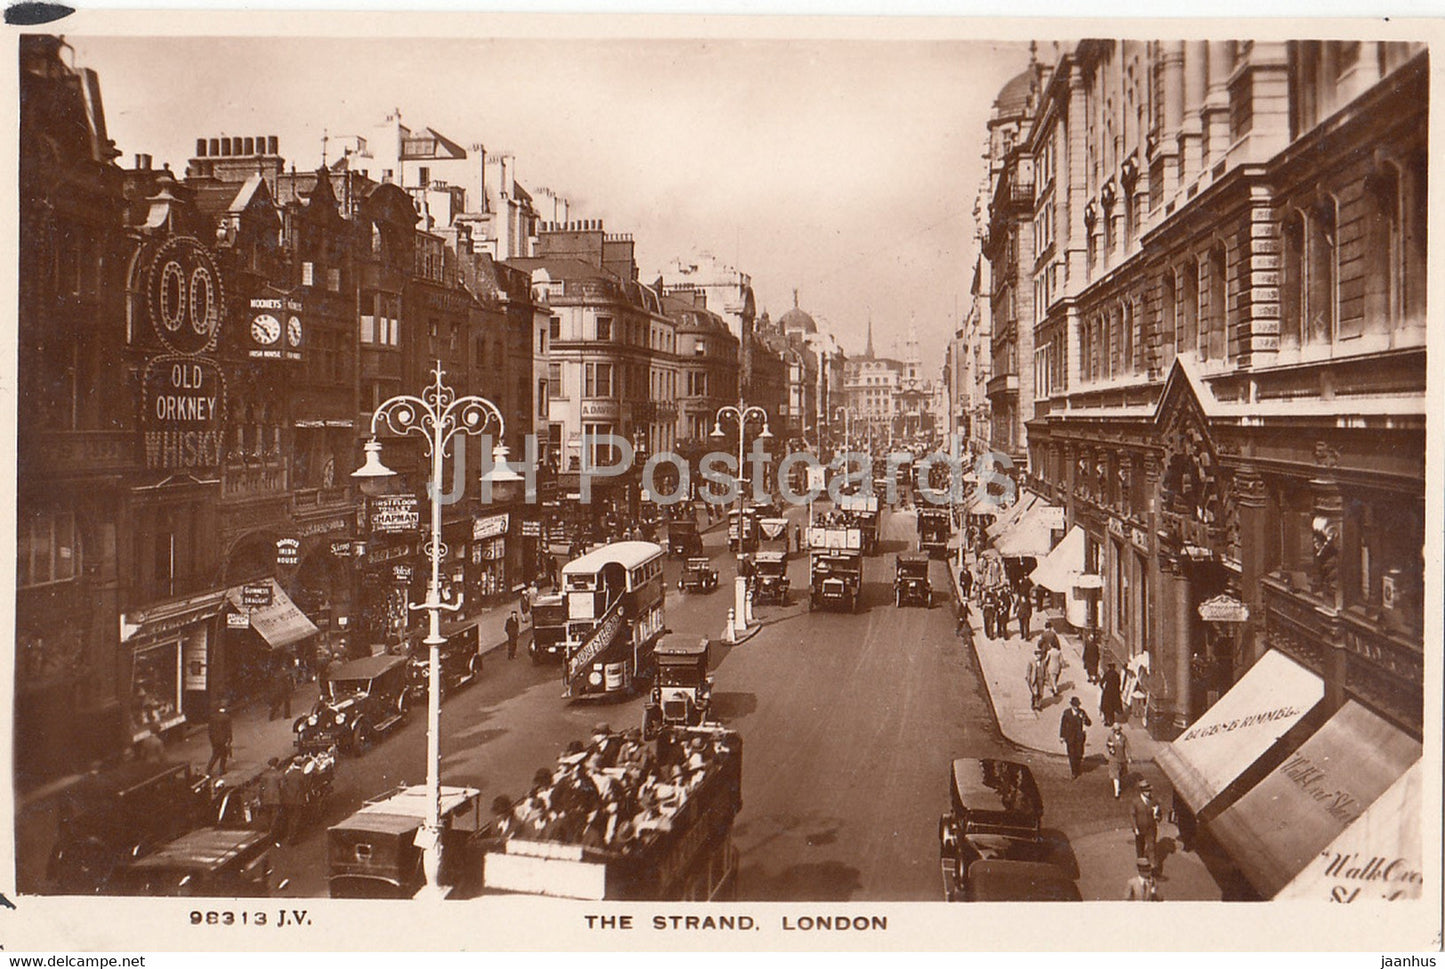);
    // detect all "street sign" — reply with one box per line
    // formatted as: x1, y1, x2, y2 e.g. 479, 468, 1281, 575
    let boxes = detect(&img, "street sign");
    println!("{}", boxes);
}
370, 495, 420, 533
330, 540, 354, 558
241, 583, 273, 607
226, 612, 251, 629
